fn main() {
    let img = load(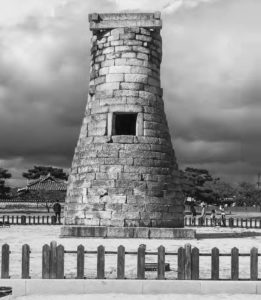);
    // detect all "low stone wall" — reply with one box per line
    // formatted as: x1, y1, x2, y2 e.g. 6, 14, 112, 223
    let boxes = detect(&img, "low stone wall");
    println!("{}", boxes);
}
60, 226, 195, 239
2, 279, 261, 297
